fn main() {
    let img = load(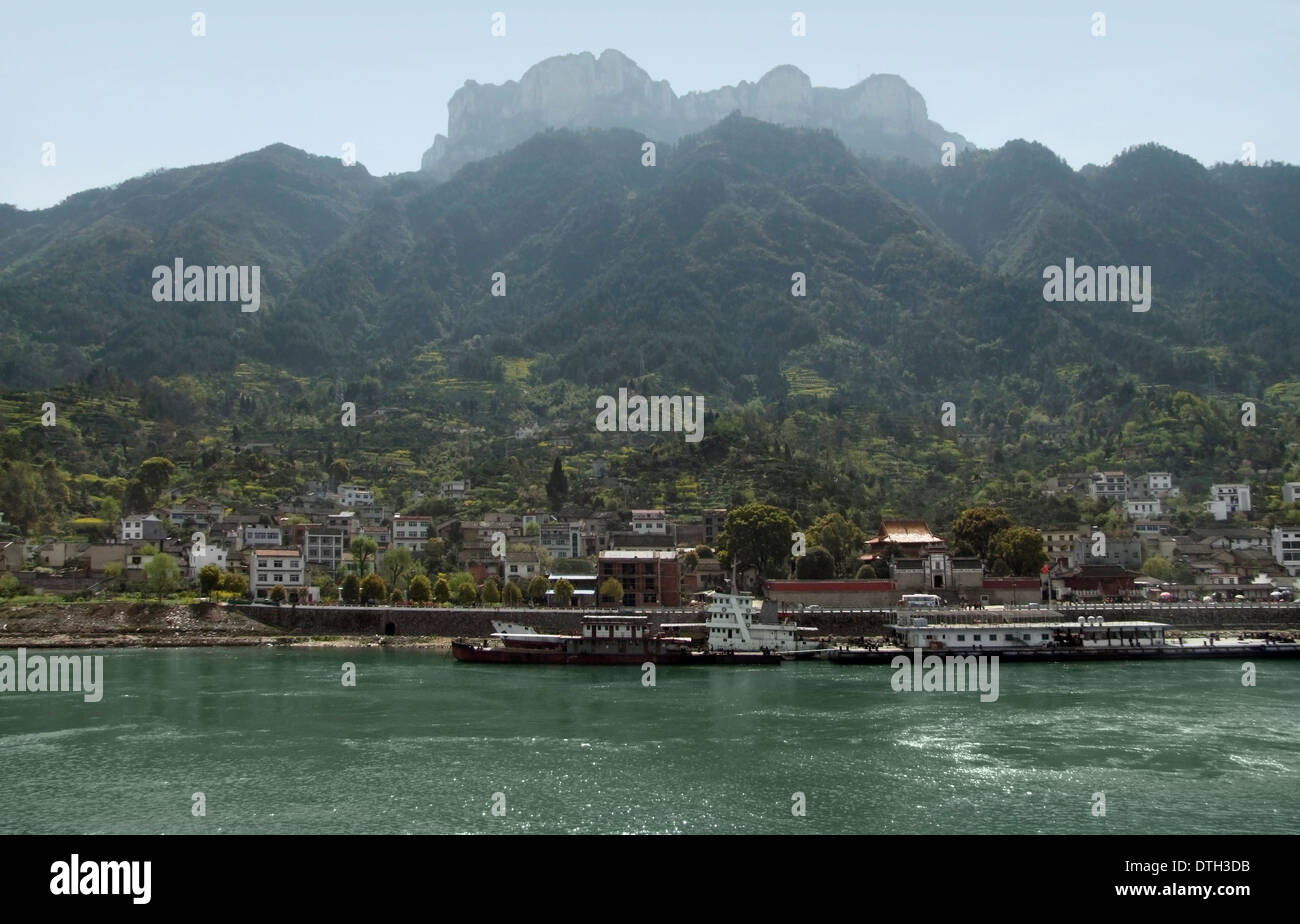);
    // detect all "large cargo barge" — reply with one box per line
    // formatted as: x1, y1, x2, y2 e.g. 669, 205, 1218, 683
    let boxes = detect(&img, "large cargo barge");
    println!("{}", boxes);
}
451, 615, 781, 665
825, 614, 1300, 663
